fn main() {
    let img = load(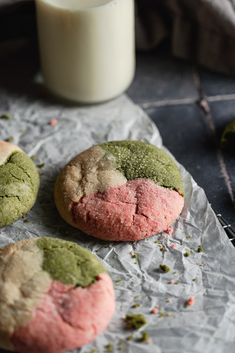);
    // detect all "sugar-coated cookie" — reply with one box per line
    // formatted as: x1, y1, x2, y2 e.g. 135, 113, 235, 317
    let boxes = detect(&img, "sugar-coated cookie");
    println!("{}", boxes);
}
55, 140, 184, 241
0, 141, 39, 227
0, 237, 115, 353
